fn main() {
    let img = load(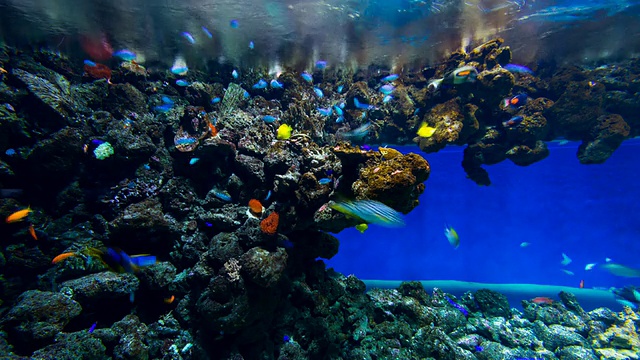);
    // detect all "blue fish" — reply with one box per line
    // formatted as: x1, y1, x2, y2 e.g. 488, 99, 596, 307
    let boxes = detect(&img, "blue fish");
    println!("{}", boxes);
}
213, 189, 232, 202
252, 79, 268, 89
354, 98, 376, 110
243, 91, 250, 99
337, 85, 344, 93
230, 20, 239, 28
503, 115, 524, 127
143, 164, 151, 170
361, 145, 371, 151
249, 41, 254, 49
318, 178, 332, 185
283, 335, 291, 343
383, 95, 393, 103
189, 158, 199, 165
205, 222, 213, 227
161, 96, 174, 104
336, 116, 344, 123
113, 49, 136, 61
380, 84, 395, 95
317, 107, 332, 116
503, 94, 528, 109
182, 32, 196, 44
444, 296, 469, 317
301, 72, 313, 83
171, 66, 188, 75
202, 26, 213, 38
381, 74, 399, 82
504, 64, 533, 74
91, 139, 105, 145
154, 104, 173, 113
232, 70, 239, 79
88, 322, 97, 333
211, 97, 221, 104
264, 190, 272, 201
270, 79, 283, 89
102, 248, 156, 274
176, 79, 189, 87
263, 115, 277, 123
315, 60, 327, 70
333, 105, 343, 116
84, 60, 96, 67
5, 148, 16, 156
474, 345, 483, 352
314, 88, 324, 98
175, 138, 197, 146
